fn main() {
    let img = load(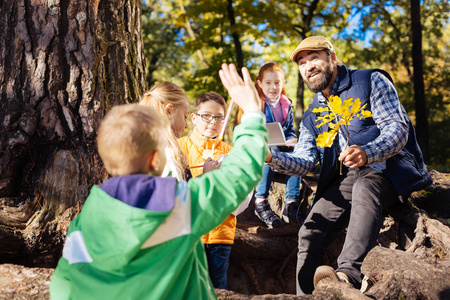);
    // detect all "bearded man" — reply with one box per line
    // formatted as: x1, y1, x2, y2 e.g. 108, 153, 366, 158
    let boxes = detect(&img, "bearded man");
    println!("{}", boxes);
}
265, 36, 432, 295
